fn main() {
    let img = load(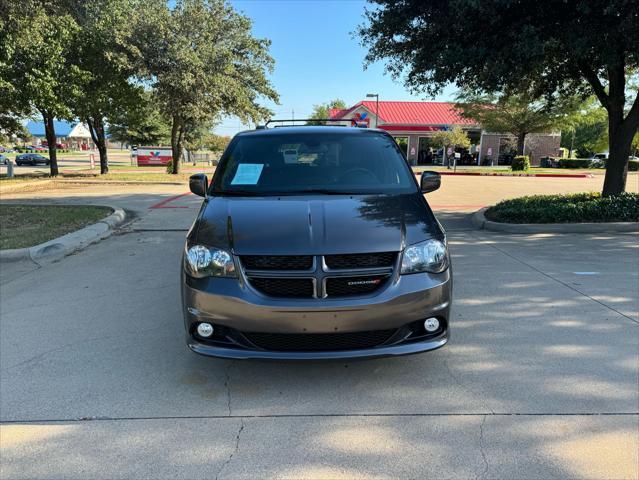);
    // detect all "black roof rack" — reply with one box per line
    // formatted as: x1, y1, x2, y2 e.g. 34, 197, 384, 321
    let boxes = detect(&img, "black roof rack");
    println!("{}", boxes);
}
258, 118, 360, 129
